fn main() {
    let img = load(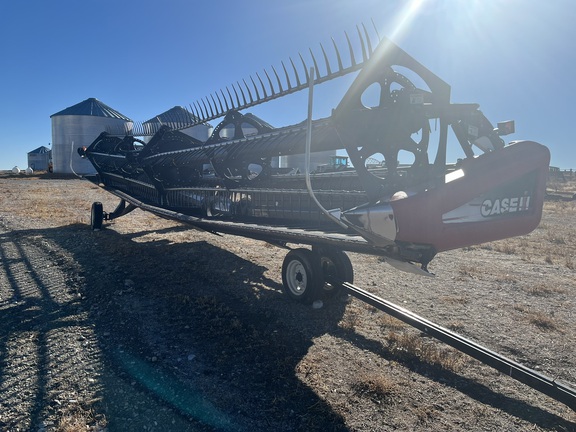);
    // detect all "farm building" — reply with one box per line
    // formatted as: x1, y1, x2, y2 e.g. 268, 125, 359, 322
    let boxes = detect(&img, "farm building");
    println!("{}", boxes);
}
50, 98, 132, 175
27, 146, 52, 171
